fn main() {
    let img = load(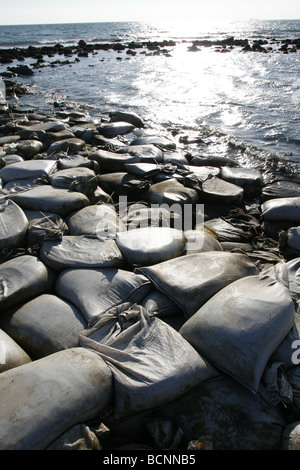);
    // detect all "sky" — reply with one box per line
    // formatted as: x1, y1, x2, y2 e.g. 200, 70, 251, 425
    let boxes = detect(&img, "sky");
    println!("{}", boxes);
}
0, 0, 300, 25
